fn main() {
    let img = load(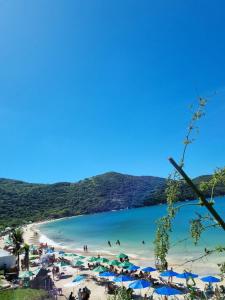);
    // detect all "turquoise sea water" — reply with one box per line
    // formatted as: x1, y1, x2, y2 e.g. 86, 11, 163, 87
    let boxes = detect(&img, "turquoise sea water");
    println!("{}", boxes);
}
39, 197, 225, 266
